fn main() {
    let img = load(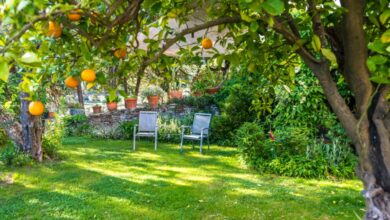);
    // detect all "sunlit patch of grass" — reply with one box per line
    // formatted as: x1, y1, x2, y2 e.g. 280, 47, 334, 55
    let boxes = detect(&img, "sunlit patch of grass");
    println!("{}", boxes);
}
0, 137, 364, 219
